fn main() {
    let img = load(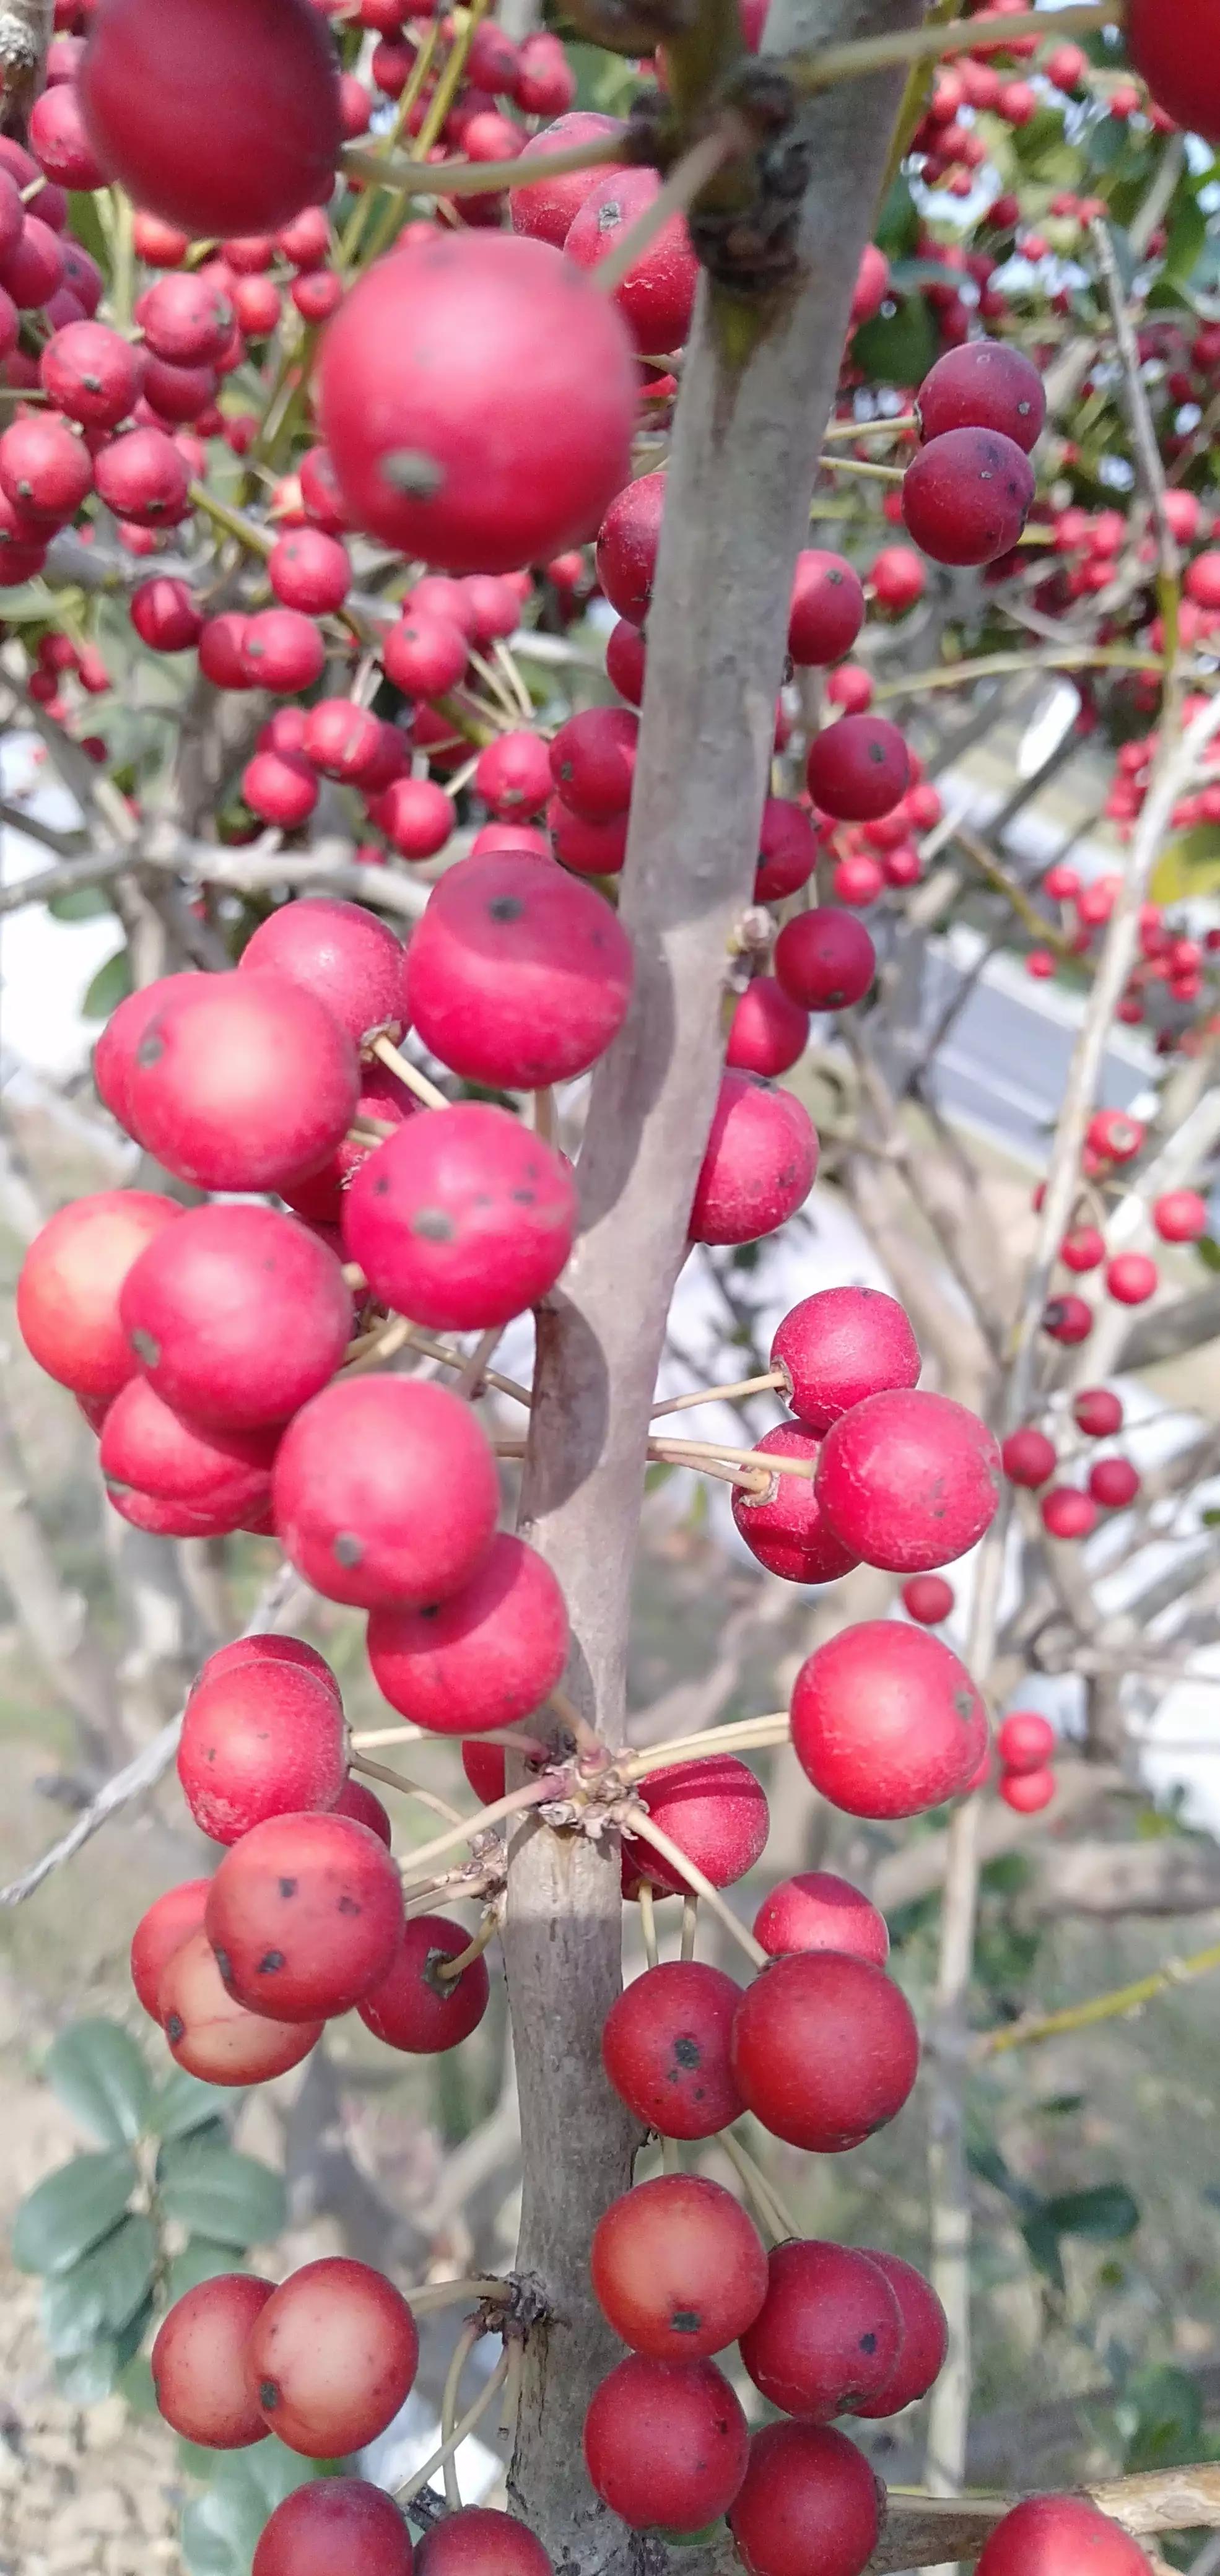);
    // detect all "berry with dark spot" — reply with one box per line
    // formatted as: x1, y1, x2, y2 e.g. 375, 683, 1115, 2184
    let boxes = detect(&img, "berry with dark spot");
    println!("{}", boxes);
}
204, 1811, 404, 2022
601, 1960, 744, 2138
